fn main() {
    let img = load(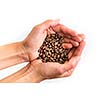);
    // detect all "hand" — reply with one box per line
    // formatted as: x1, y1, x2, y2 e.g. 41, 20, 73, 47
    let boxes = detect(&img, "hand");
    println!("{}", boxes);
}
30, 40, 85, 81
22, 19, 83, 61
23, 20, 59, 61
